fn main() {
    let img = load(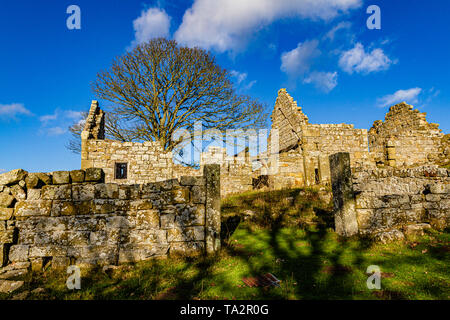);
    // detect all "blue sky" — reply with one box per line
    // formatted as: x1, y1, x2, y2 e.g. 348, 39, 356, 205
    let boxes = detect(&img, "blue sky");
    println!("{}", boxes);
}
0, 0, 449, 172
